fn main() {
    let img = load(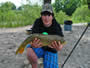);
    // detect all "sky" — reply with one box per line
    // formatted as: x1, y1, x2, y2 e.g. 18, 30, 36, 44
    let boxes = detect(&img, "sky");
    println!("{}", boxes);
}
0, 0, 55, 8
